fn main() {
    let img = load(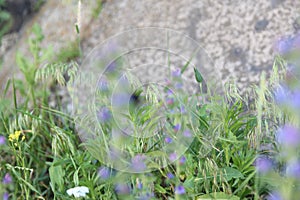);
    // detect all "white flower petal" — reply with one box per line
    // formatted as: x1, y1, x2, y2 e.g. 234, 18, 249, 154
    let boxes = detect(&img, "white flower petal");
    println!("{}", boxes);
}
67, 186, 89, 197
